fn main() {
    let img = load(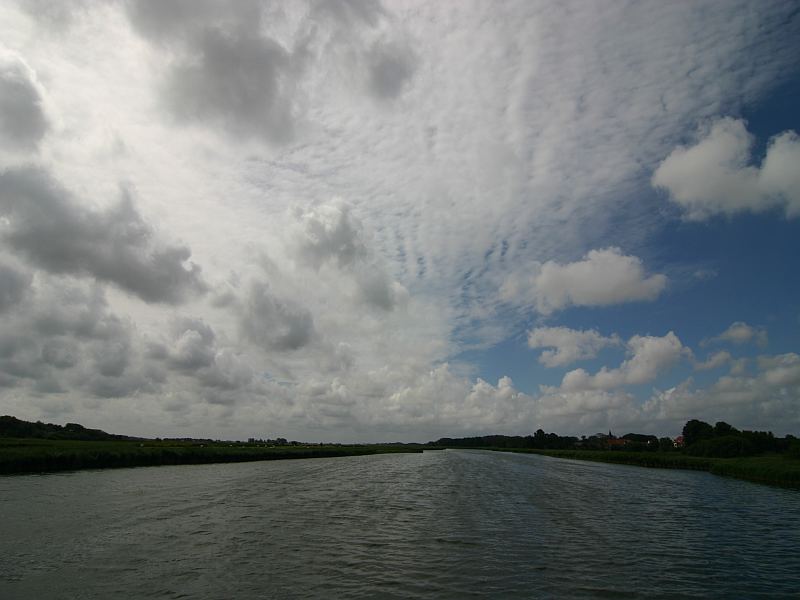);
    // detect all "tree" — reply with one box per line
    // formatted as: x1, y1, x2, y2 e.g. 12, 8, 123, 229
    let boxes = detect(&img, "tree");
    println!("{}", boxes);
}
713, 421, 737, 437
682, 419, 714, 446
